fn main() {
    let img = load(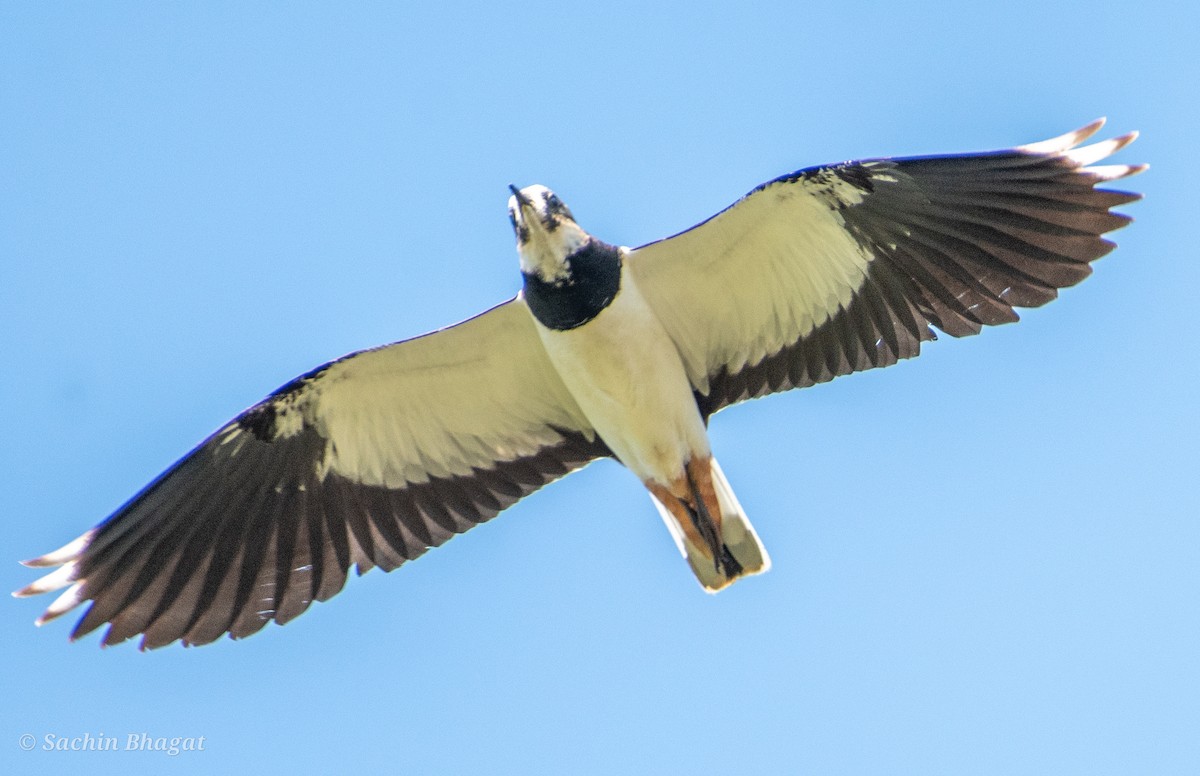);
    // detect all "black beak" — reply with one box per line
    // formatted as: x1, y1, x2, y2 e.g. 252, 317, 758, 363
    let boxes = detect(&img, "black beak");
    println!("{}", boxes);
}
509, 184, 533, 209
